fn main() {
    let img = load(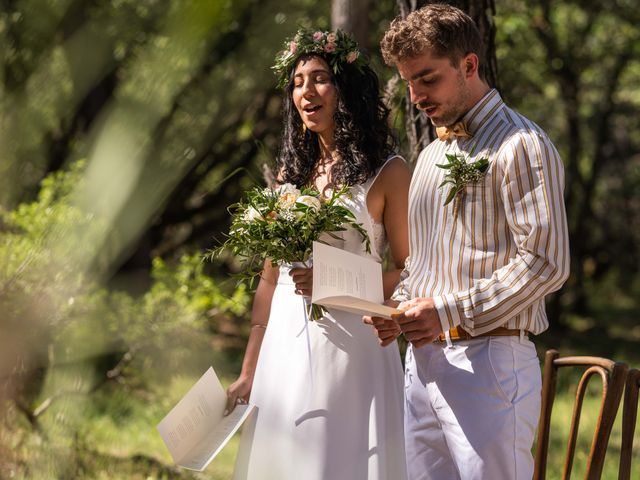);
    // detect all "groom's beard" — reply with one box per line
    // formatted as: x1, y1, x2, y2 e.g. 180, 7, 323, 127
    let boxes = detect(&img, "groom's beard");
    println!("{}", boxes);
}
417, 70, 471, 126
